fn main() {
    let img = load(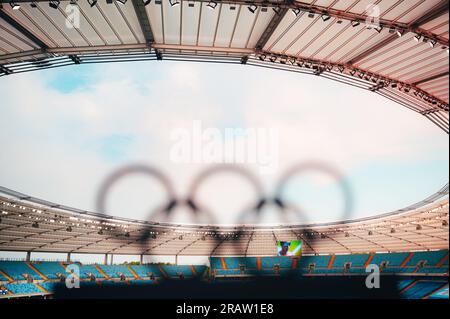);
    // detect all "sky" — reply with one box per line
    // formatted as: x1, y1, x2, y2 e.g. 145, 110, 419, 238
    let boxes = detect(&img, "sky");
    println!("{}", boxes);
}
0, 60, 448, 262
